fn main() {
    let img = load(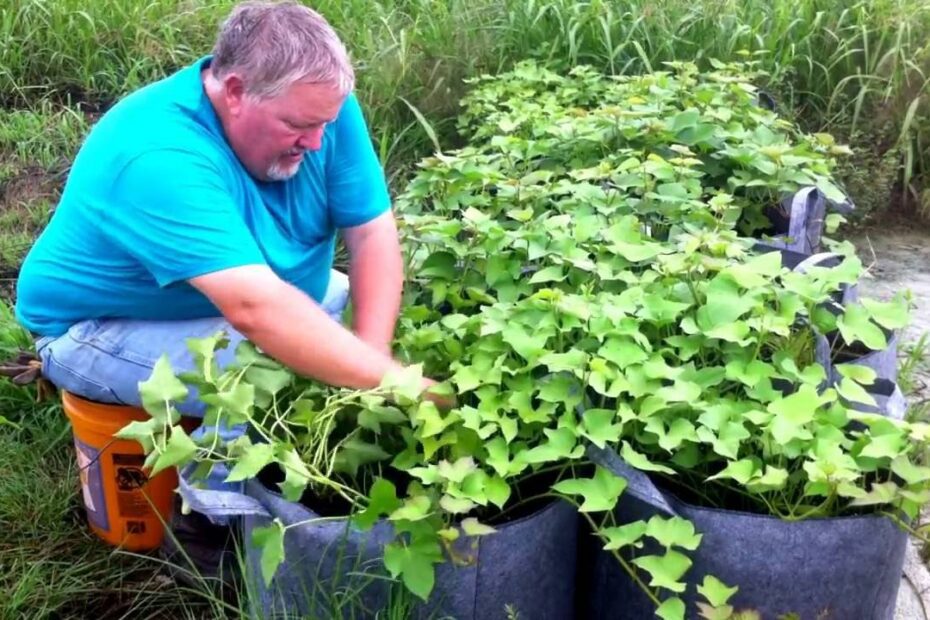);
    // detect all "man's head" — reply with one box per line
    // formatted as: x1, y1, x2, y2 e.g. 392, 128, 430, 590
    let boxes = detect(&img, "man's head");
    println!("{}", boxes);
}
205, 1, 355, 181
